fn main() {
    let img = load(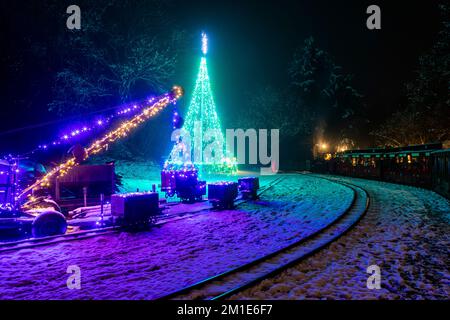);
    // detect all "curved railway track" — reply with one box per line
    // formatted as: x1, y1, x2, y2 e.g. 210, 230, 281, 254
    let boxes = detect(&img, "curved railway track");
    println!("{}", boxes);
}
156, 175, 369, 300
0, 176, 285, 253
